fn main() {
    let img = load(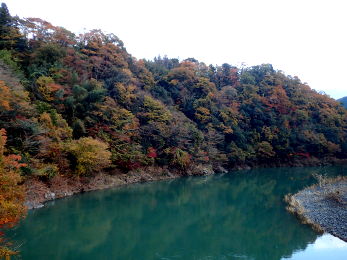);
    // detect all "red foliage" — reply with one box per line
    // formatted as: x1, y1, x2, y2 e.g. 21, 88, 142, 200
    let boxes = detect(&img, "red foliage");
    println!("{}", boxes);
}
147, 147, 157, 158
289, 152, 310, 158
